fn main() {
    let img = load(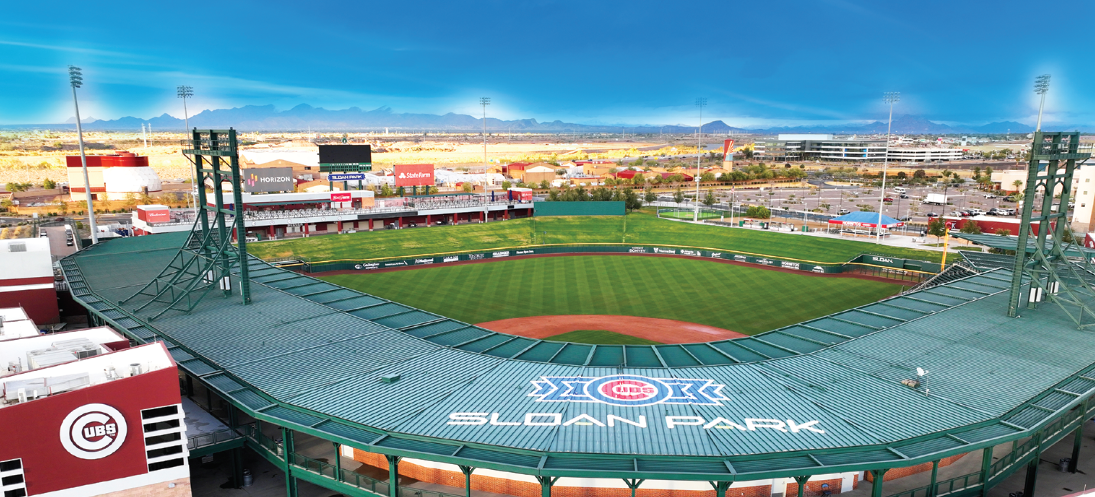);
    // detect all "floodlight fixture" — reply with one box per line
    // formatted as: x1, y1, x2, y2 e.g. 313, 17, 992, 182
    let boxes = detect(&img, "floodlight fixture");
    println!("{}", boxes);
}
68, 65, 98, 243
1034, 74, 1051, 131
481, 97, 491, 165
877, 91, 900, 243
694, 98, 707, 222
